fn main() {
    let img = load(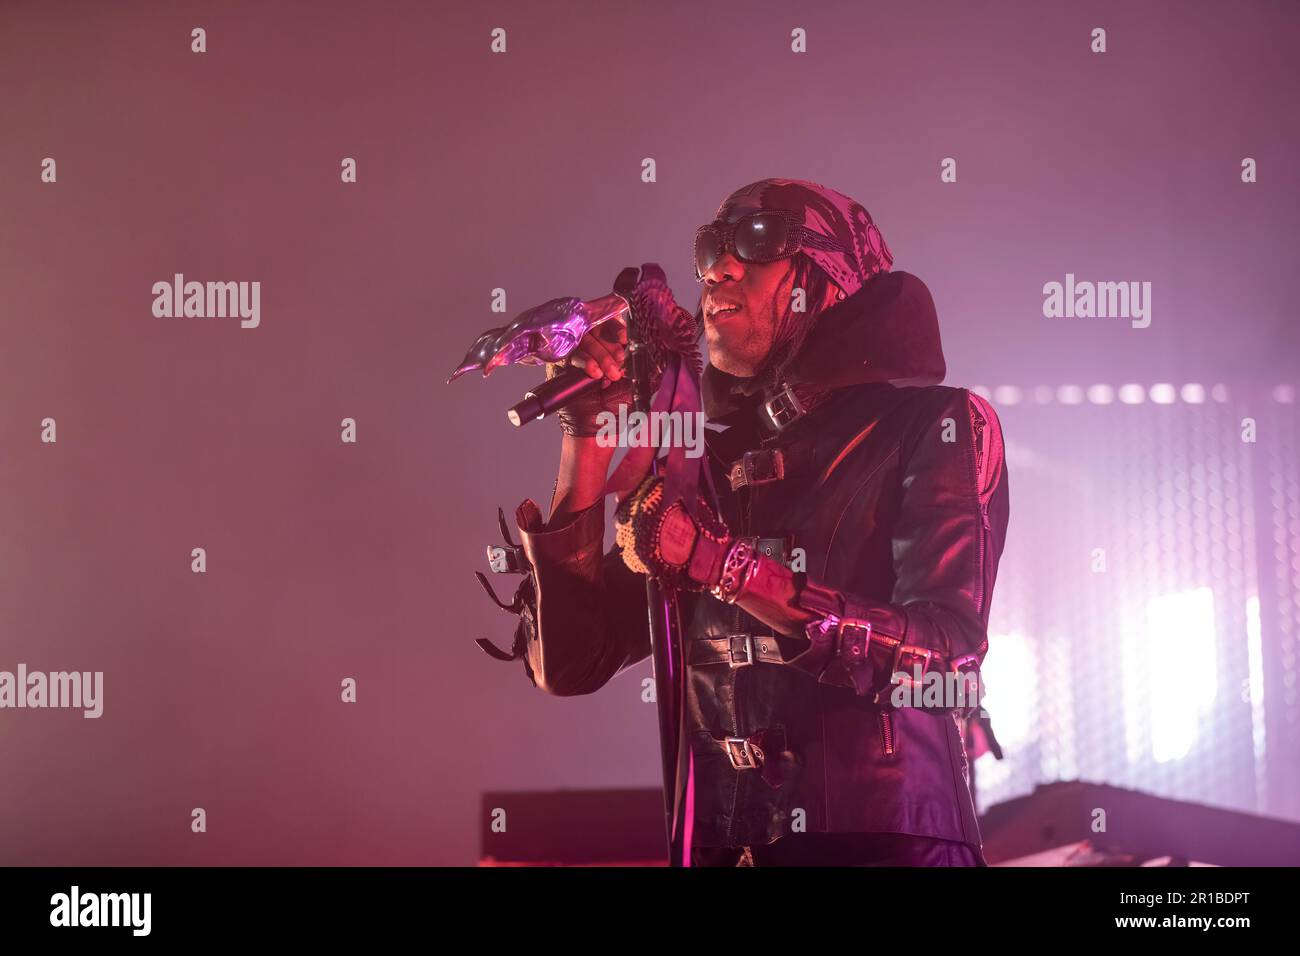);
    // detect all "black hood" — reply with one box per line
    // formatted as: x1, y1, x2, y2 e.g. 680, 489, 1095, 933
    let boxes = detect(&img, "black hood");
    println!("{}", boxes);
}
701, 270, 946, 420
